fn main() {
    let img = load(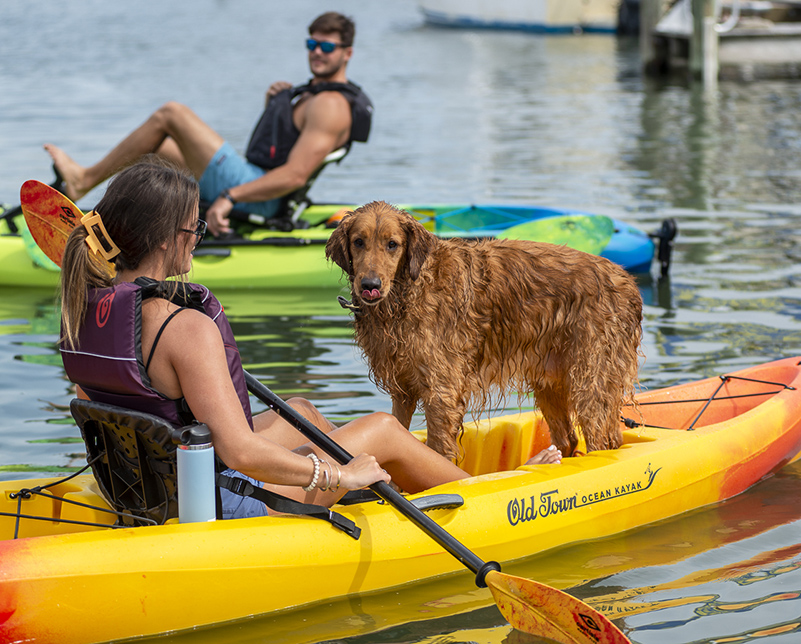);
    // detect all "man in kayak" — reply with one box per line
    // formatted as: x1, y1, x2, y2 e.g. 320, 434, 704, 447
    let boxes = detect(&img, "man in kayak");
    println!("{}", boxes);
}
43, 11, 372, 237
